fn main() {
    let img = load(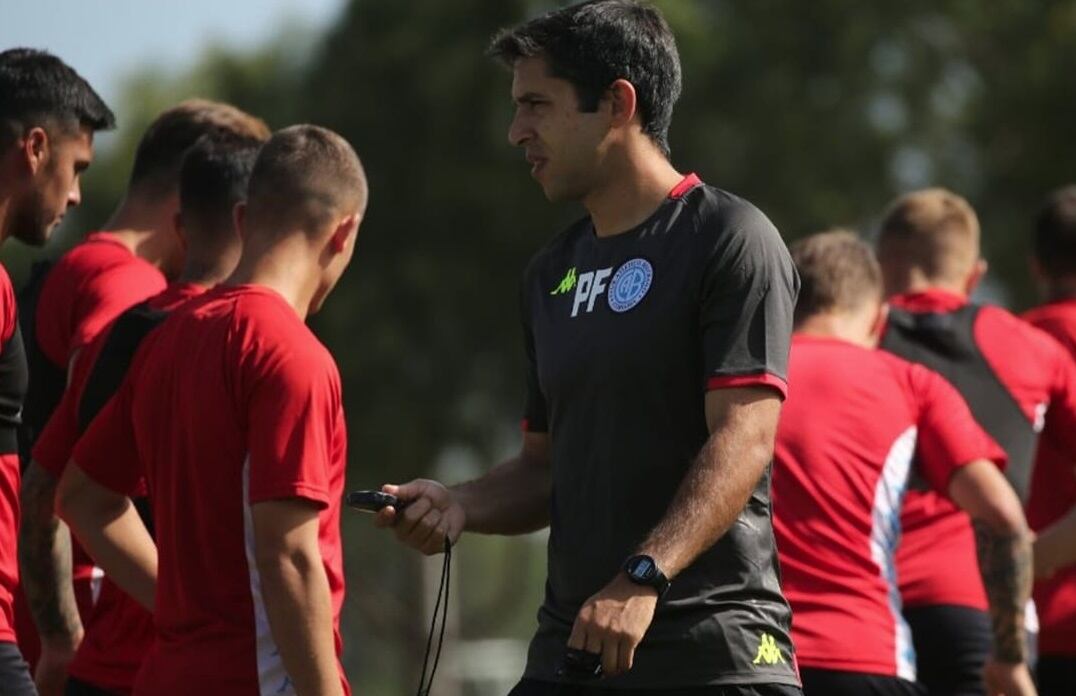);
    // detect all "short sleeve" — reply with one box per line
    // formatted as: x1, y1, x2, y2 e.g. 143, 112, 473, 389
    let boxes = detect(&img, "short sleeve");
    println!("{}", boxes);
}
72, 375, 143, 496
700, 203, 799, 399
245, 349, 341, 508
520, 277, 548, 433
1043, 345, 1076, 454
910, 363, 1007, 494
